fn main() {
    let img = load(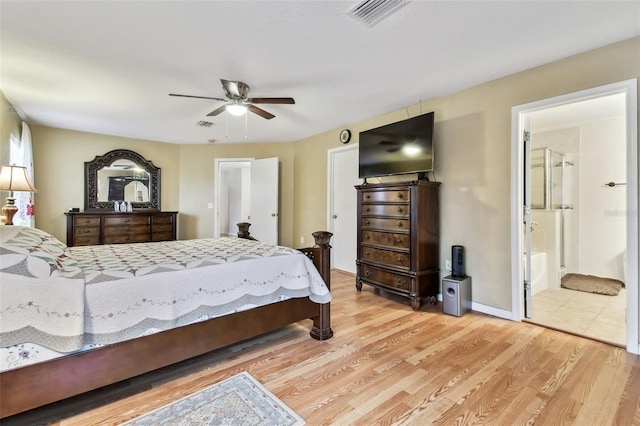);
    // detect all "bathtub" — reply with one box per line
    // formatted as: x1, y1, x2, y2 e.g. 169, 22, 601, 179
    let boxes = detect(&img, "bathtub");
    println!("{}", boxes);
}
524, 251, 549, 296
